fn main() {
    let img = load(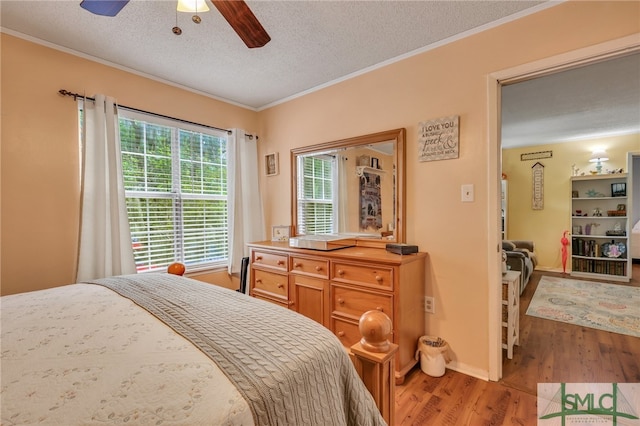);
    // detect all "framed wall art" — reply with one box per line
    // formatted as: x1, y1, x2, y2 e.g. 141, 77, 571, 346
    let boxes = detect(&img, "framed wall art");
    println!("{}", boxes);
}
265, 153, 279, 176
271, 225, 290, 242
611, 183, 626, 197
